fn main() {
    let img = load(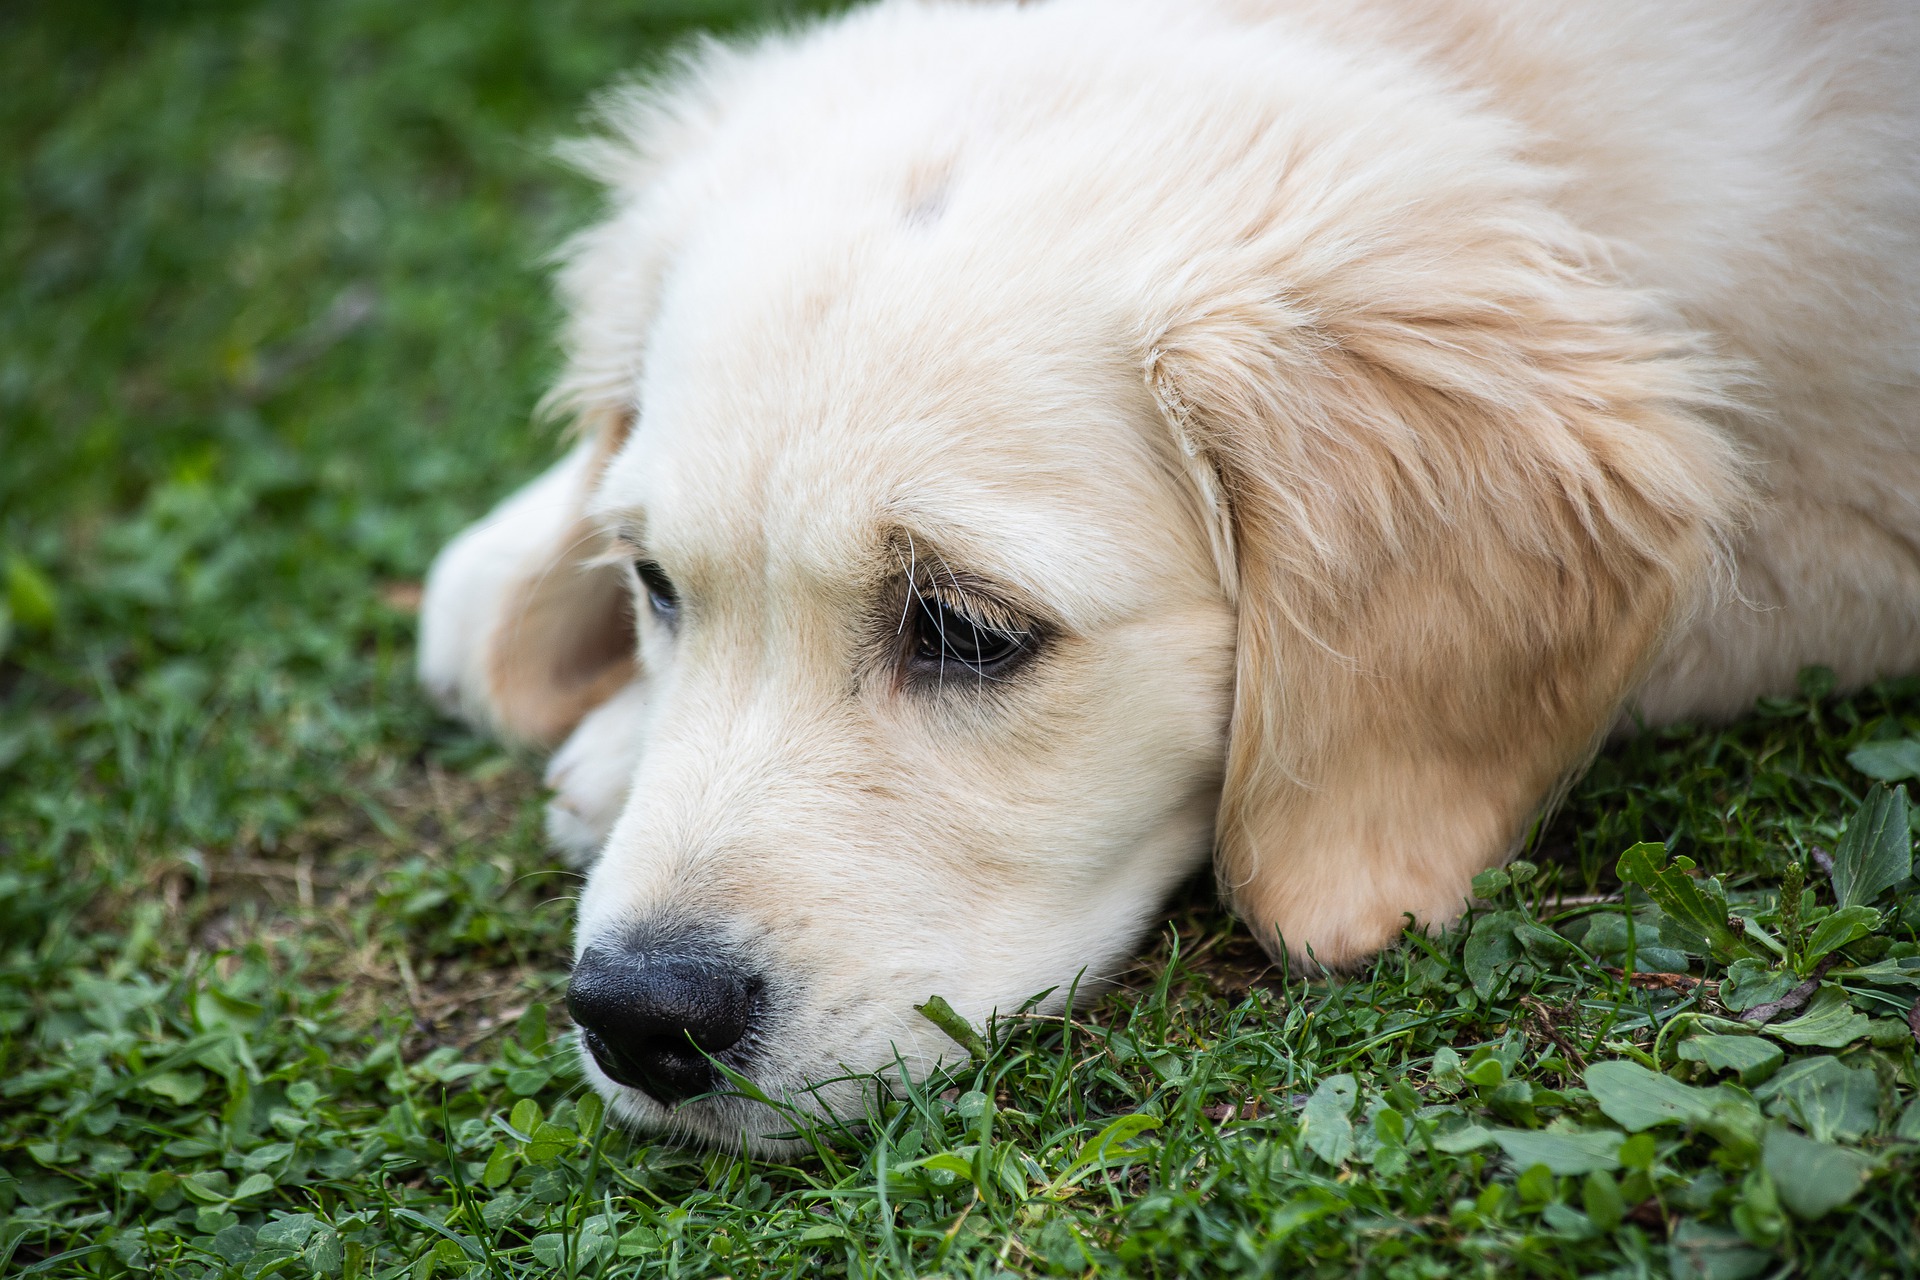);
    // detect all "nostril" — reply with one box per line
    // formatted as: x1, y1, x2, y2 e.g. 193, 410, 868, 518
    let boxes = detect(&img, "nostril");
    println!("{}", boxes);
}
566, 945, 763, 1106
